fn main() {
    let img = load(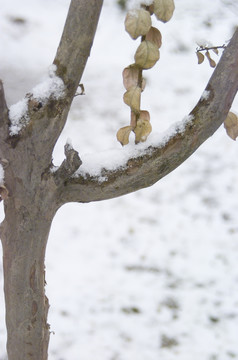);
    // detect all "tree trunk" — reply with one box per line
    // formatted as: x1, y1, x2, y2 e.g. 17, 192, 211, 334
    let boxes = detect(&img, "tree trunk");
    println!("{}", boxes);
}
1, 187, 57, 359
0, 0, 237, 358
0, 1, 104, 358
0, 114, 60, 359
